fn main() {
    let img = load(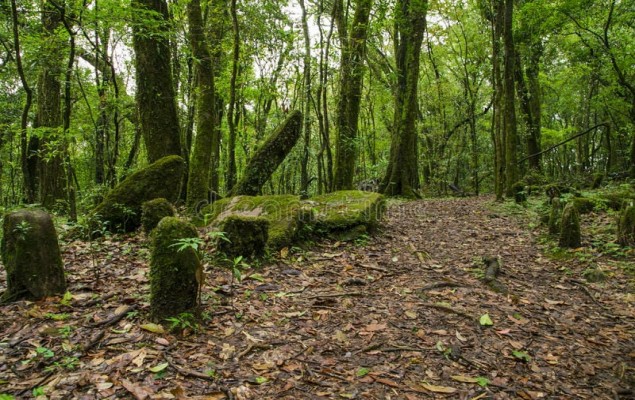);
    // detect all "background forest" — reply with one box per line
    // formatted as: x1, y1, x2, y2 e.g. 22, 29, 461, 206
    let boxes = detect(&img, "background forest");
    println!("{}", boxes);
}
0, 0, 634, 216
